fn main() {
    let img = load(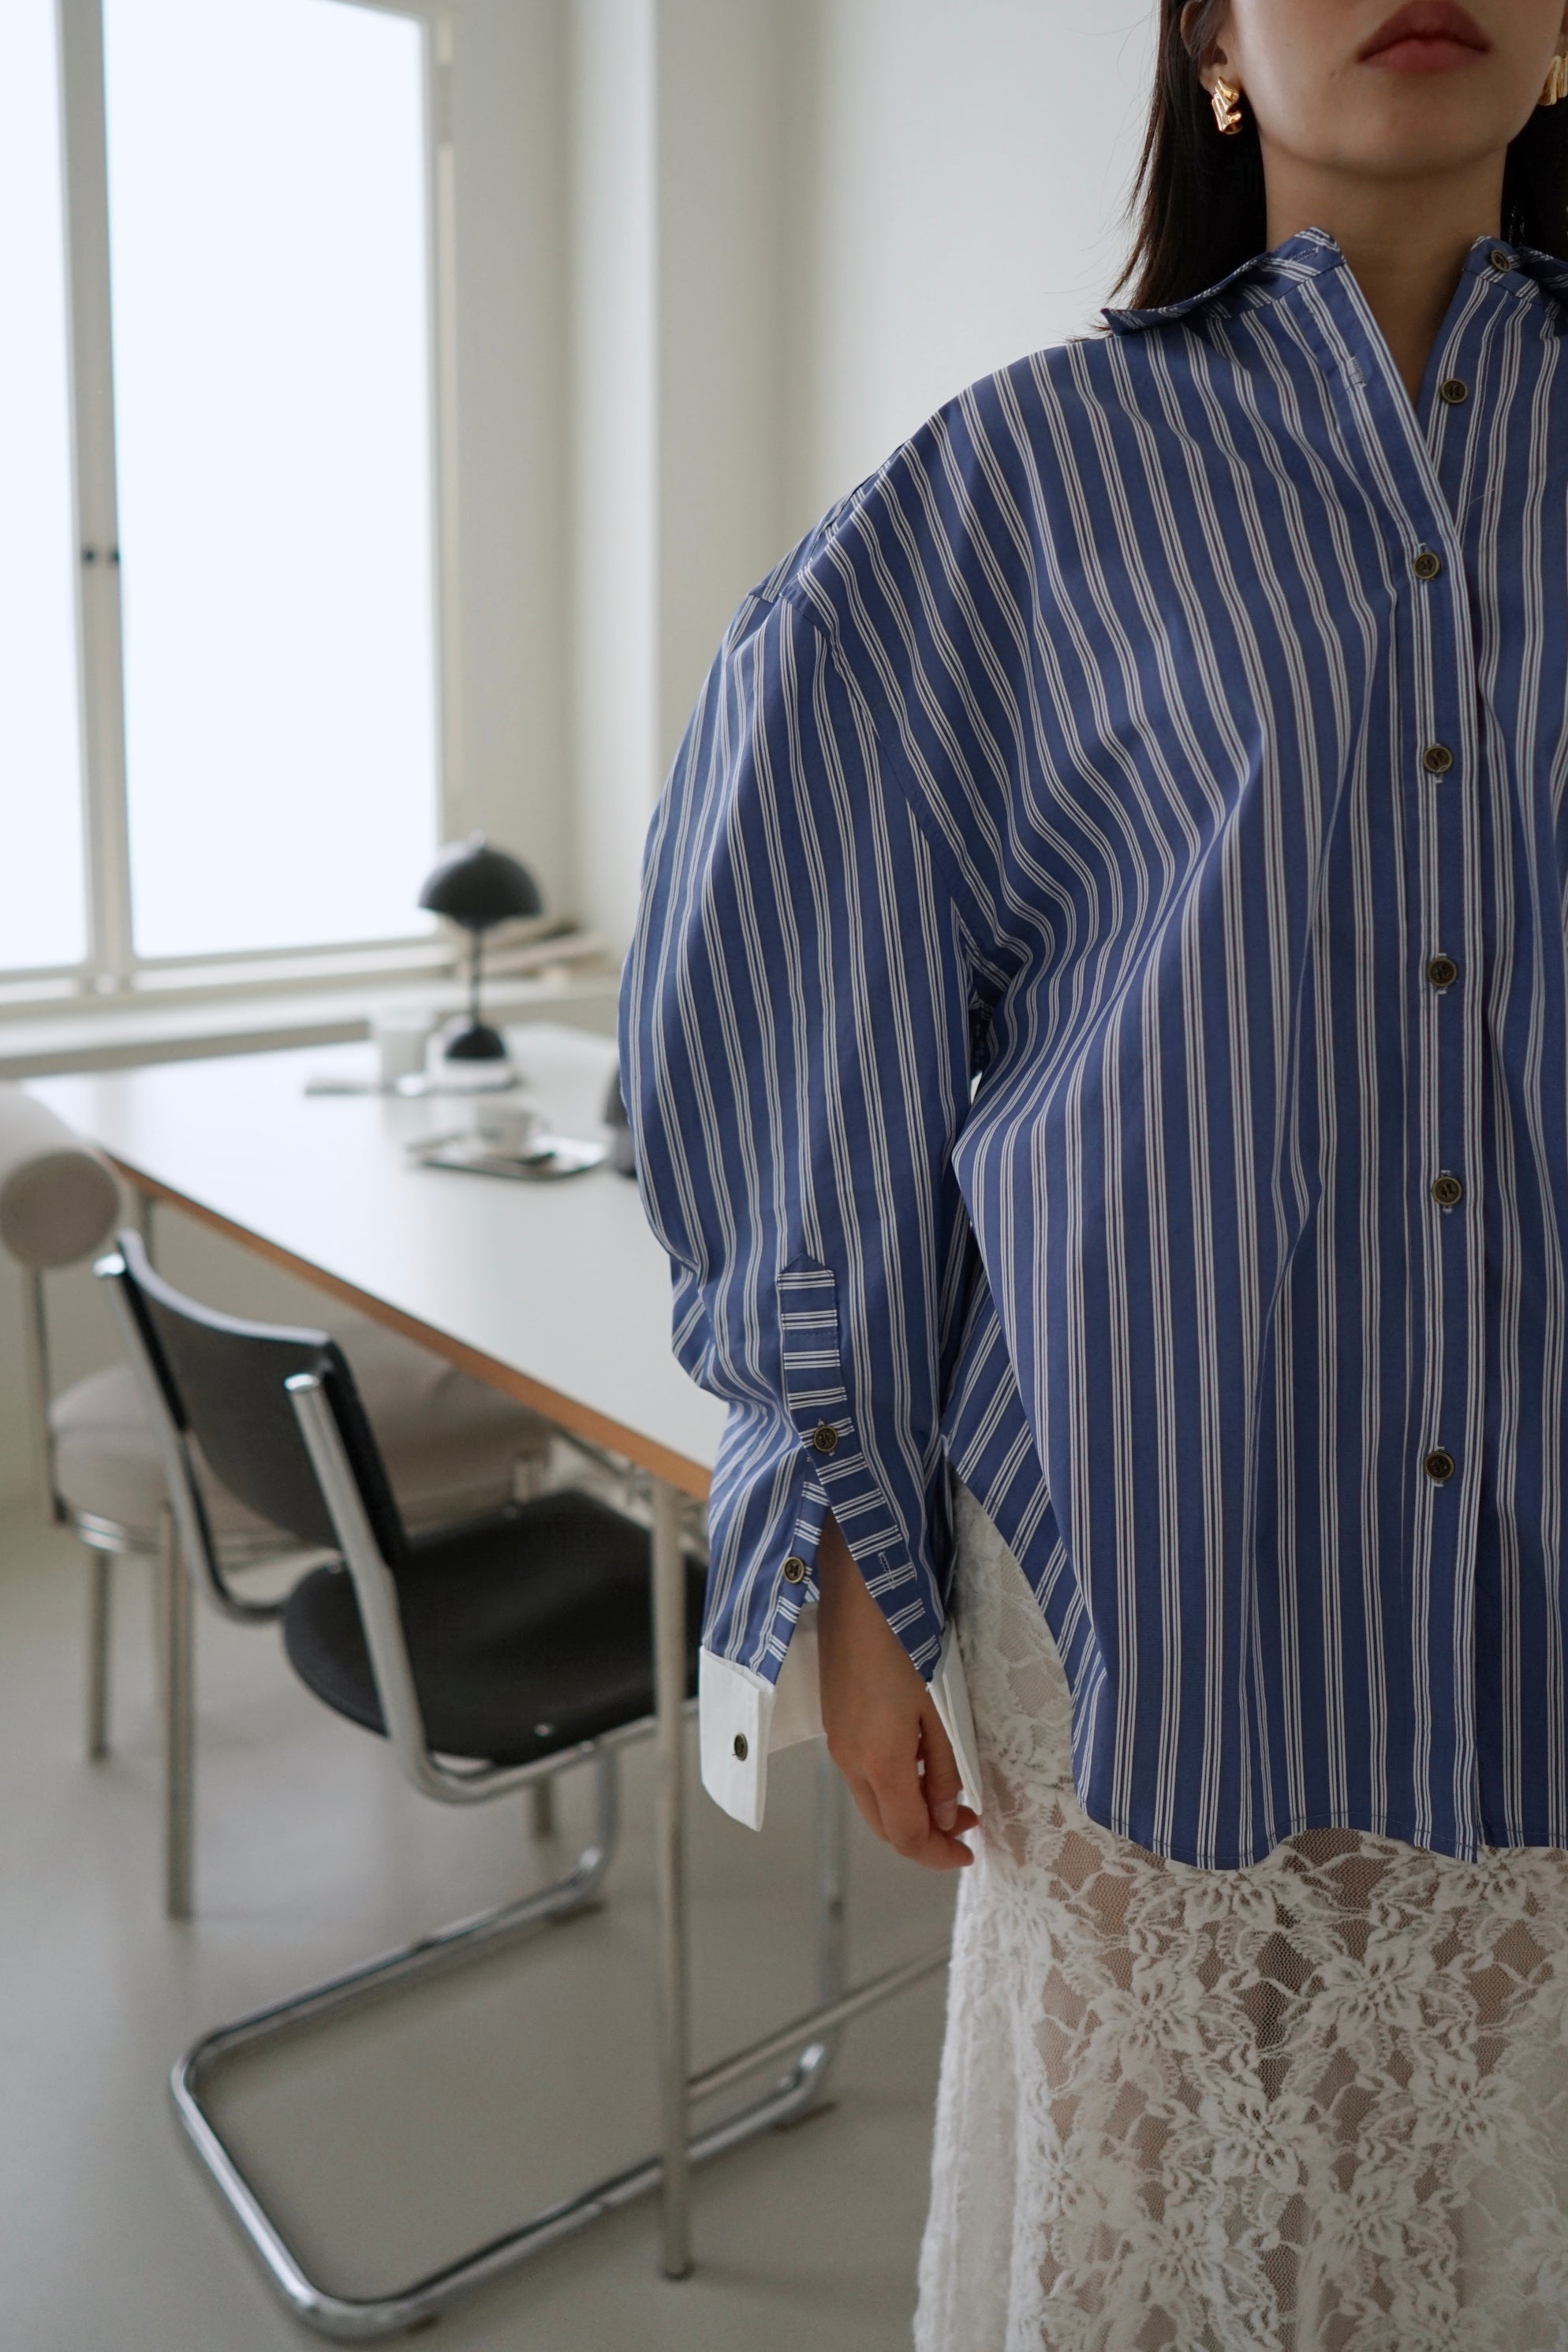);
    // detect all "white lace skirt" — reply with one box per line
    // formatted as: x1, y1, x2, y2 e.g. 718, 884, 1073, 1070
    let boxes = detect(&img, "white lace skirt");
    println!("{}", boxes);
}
915, 1484, 1568, 2352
